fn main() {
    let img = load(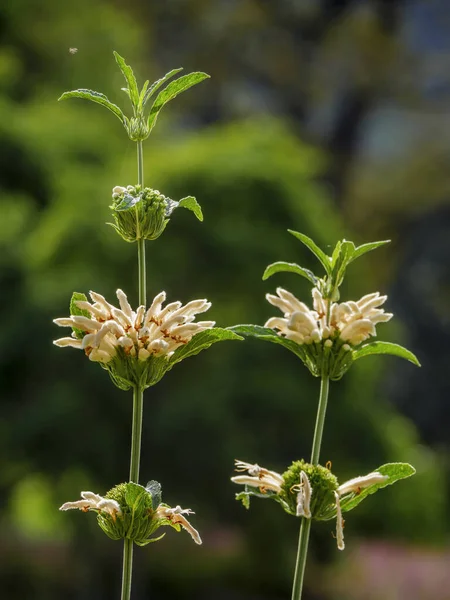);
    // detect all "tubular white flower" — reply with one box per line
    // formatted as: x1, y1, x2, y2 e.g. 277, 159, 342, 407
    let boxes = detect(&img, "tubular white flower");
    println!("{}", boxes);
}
53, 289, 215, 363
231, 460, 284, 493
293, 471, 312, 518
334, 491, 345, 551
337, 471, 388, 496
155, 505, 202, 545
60, 491, 122, 518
